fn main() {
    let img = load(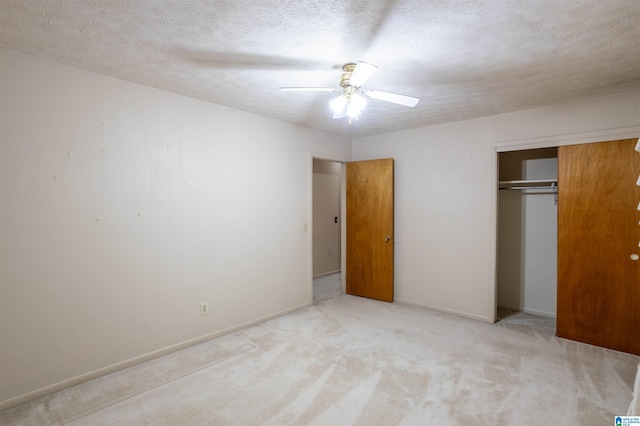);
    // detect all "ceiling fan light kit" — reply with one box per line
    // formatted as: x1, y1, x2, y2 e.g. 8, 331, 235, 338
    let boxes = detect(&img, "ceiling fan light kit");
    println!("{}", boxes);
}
347, 93, 367, 118
331, 92, 367, 122
329, 94, 347, 115
281, 61, 419, 123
